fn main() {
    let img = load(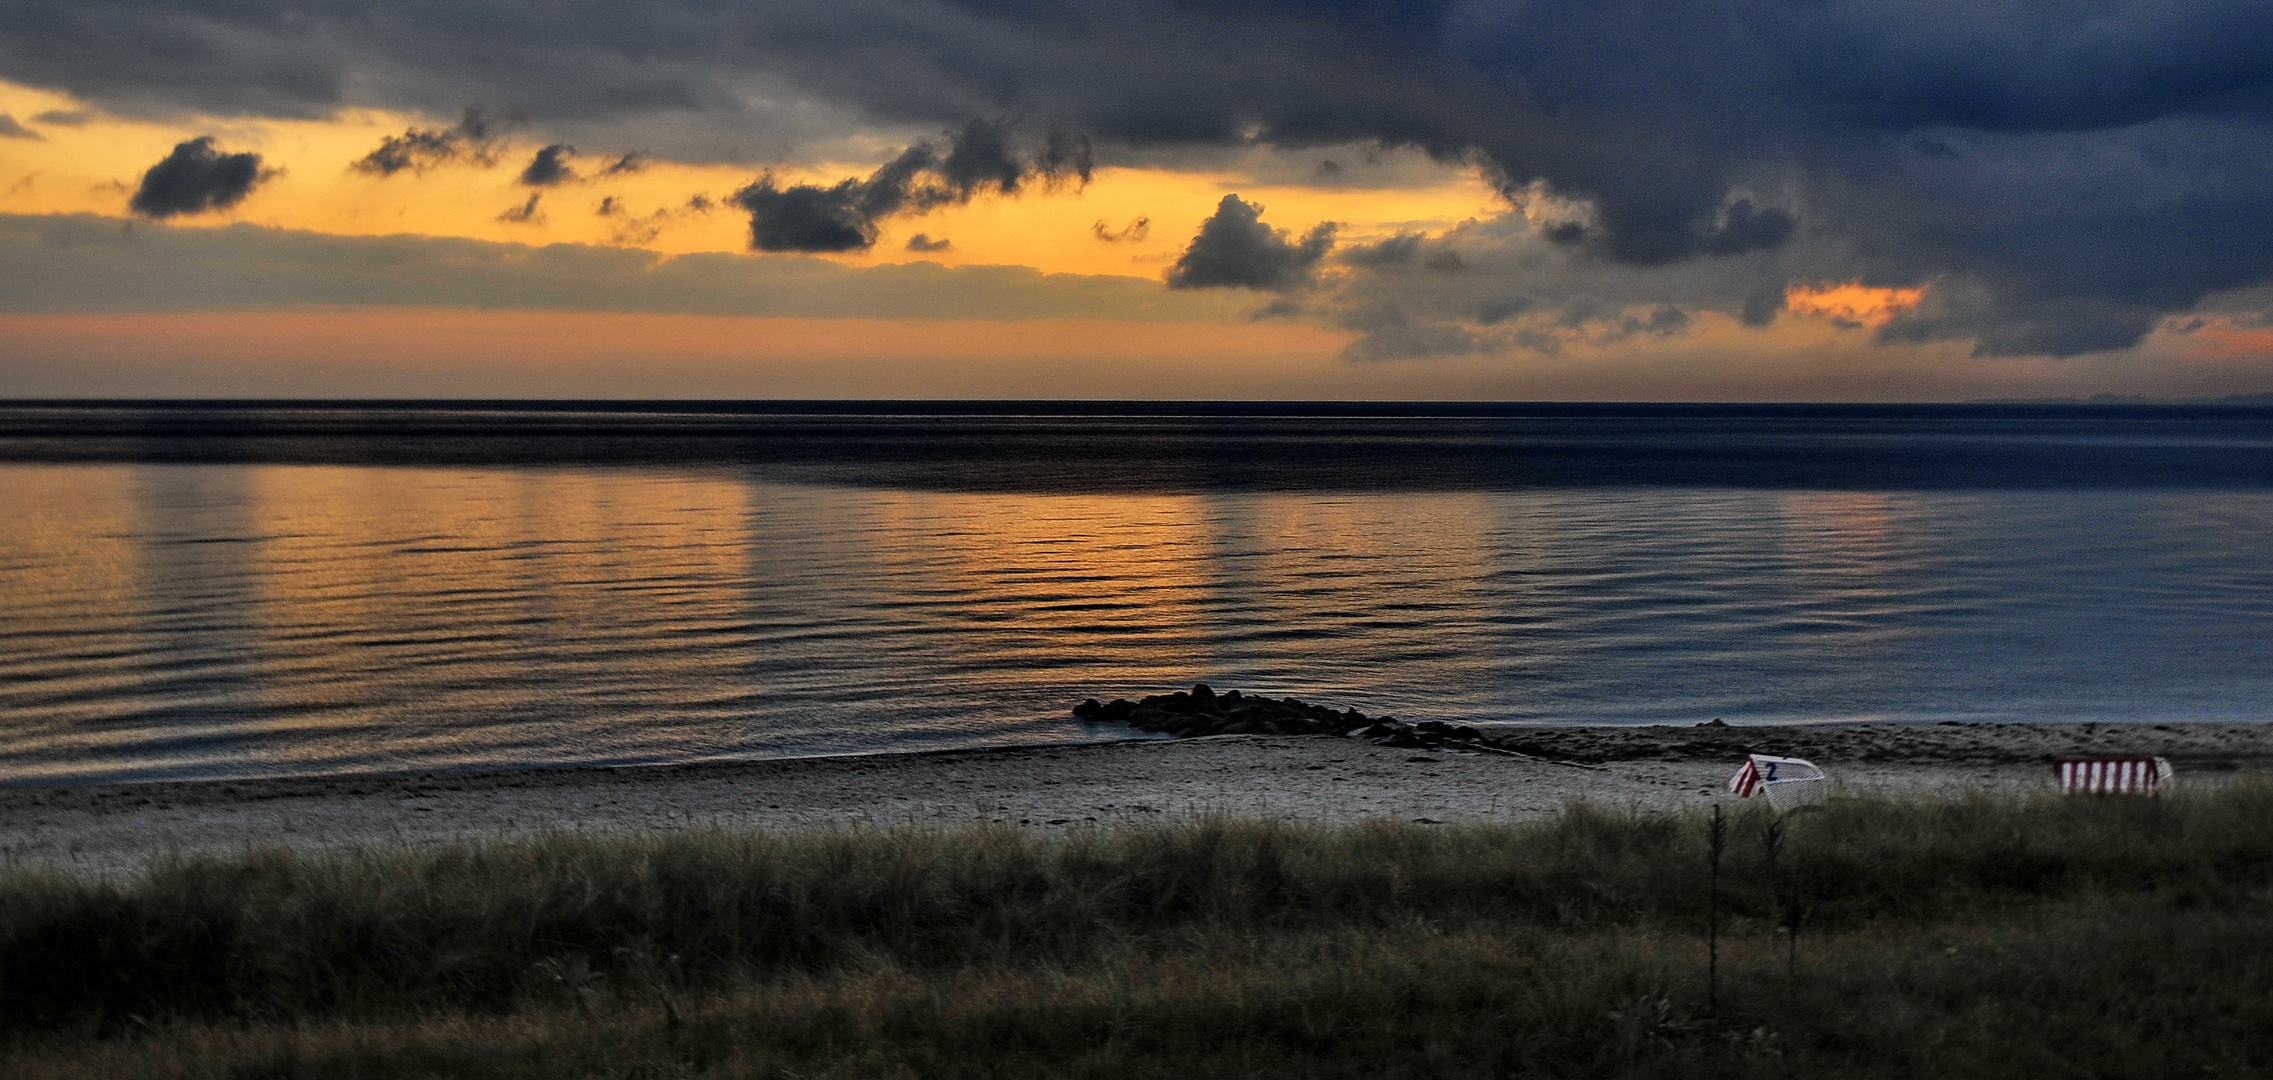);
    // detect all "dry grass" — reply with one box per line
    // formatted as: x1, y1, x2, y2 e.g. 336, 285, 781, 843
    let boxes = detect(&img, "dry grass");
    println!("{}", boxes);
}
4, 783, 2270, 1077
